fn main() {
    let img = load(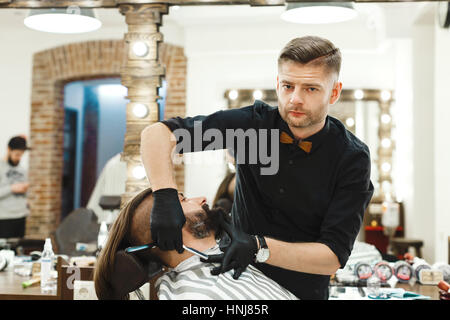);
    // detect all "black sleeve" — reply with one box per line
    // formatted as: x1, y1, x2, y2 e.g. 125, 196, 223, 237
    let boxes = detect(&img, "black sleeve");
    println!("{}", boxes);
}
160, 103, 264, 154
316, 146, 374, 268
